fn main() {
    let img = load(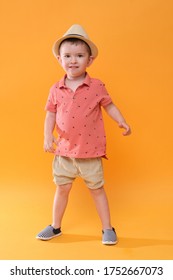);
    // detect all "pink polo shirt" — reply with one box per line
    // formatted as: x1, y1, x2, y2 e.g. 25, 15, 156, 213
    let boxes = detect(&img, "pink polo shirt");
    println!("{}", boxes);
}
45, 73, 112, 158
